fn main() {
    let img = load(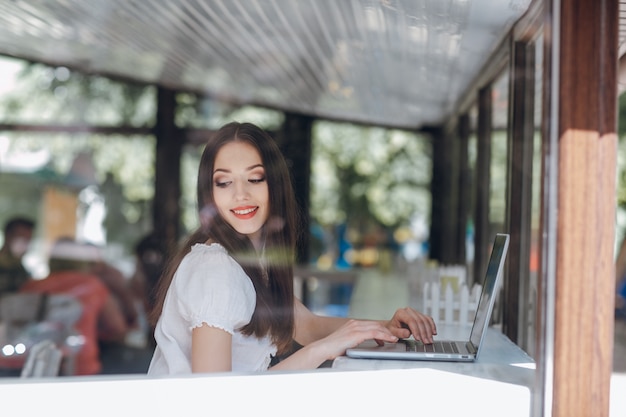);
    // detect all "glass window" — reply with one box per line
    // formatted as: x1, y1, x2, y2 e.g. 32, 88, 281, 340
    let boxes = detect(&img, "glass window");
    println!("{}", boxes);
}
490, 71, 510, 233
